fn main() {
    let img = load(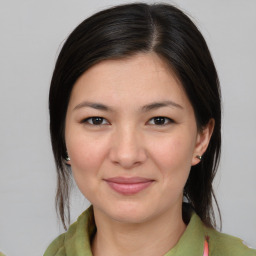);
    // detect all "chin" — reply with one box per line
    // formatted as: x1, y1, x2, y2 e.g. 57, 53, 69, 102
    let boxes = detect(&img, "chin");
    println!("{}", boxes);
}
99, 200, 158, 224
111, 210, 152, 224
